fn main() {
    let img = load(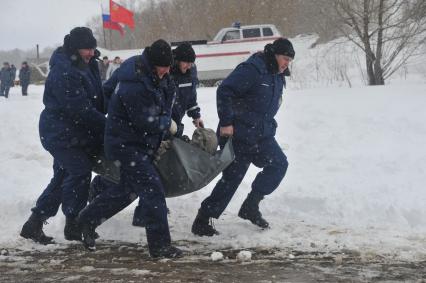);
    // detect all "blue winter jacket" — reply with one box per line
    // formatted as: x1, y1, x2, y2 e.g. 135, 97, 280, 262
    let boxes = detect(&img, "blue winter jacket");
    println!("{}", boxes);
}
19, 66, 31, 85
0, 67, 14, 85
170, 64, 200, 136
102, 68, 119, 112
217, 52, 285, 146
104, 51, 176, 162
39, 47, 105, 151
